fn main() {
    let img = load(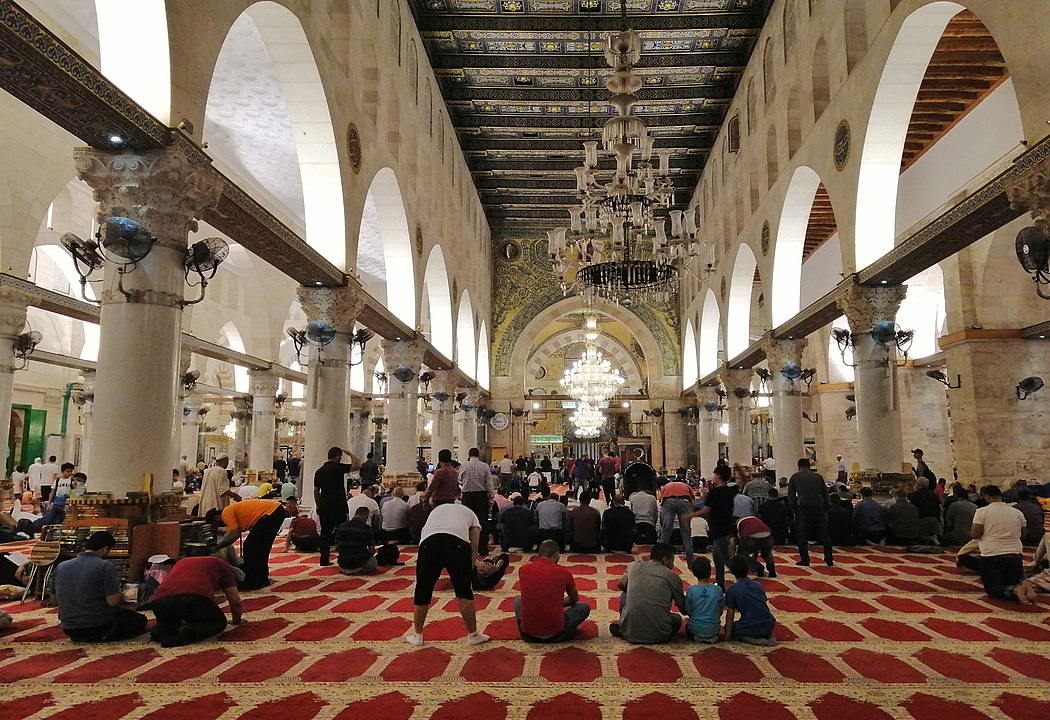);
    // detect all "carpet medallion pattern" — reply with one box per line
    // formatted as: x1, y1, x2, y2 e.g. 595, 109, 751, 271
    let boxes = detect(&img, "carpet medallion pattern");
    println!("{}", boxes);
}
1, 544, 1048, 719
